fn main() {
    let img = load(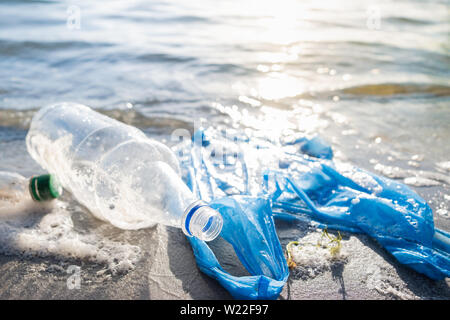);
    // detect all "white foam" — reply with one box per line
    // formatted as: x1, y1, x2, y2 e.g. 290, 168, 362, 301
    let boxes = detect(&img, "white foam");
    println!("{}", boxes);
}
374, 163, 409, 178
290, 231, 348, 278
436, 208, 449, 219
403, 177, 440, 187
436, 161, 450, 172
374, 163, 450, 186
0, 200, 141, 274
